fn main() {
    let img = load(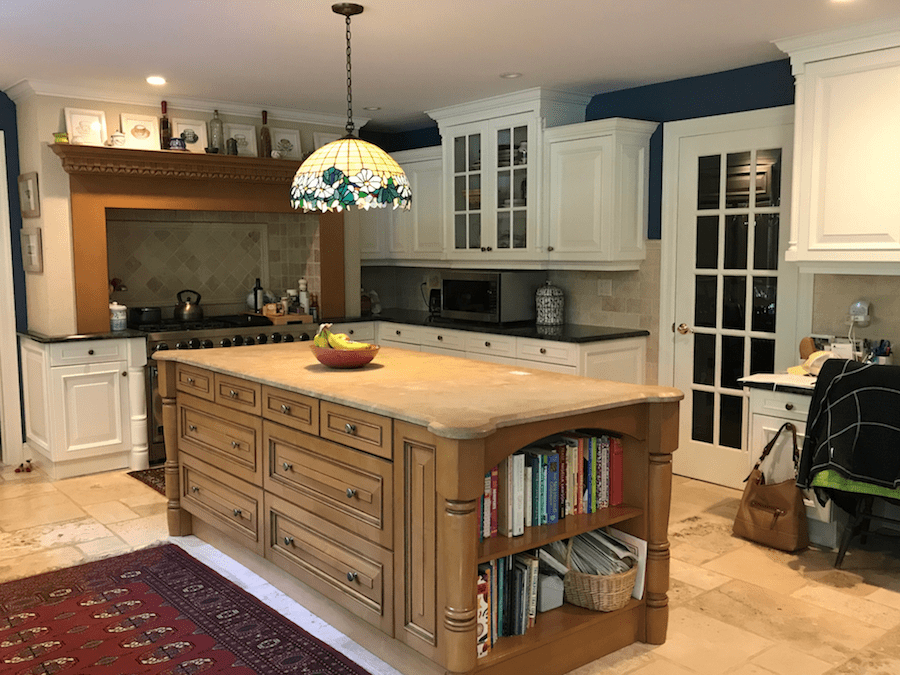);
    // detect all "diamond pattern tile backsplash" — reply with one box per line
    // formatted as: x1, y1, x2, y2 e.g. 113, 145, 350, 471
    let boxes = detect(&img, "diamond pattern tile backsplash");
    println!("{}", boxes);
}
107, 209, 320, 316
